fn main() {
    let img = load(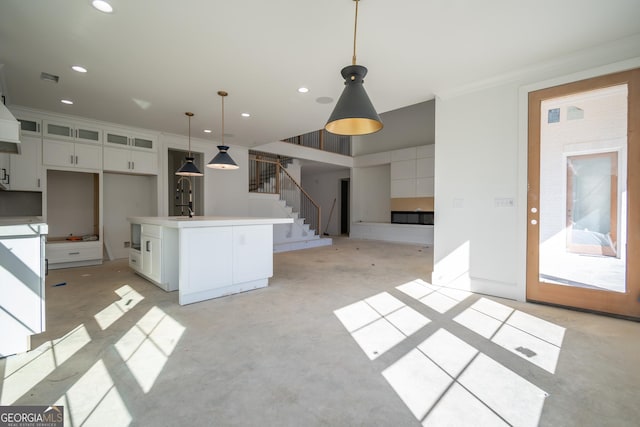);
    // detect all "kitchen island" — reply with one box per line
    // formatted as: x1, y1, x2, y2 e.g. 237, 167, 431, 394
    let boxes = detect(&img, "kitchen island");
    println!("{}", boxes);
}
128, 216, 293, 305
